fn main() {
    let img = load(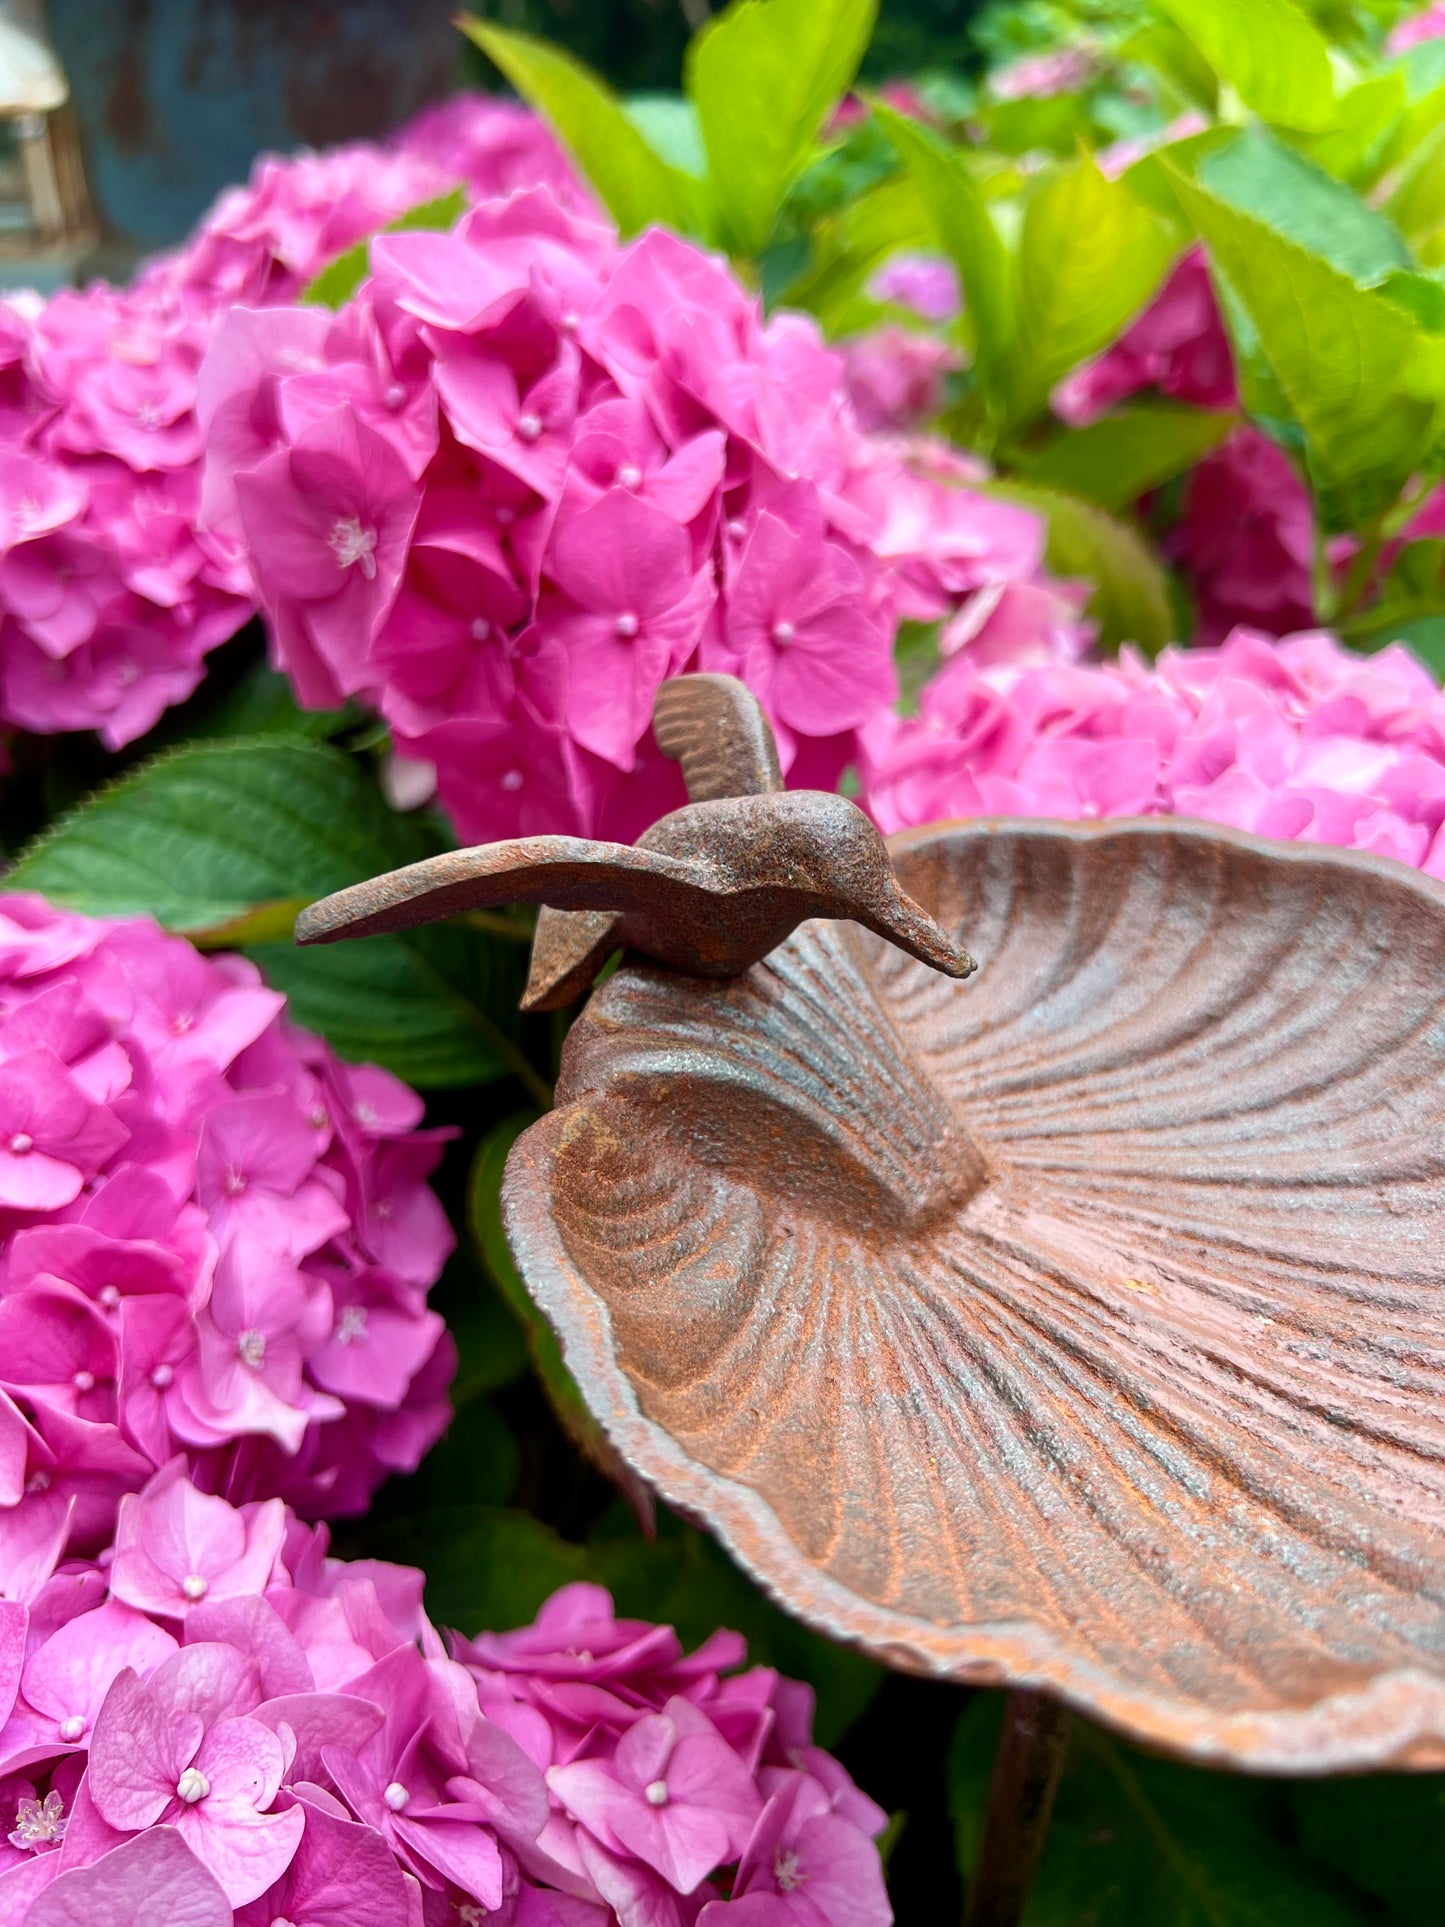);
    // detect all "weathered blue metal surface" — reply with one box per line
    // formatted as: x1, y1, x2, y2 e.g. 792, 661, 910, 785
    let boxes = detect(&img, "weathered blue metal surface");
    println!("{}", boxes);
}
48, 0, 460, 251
